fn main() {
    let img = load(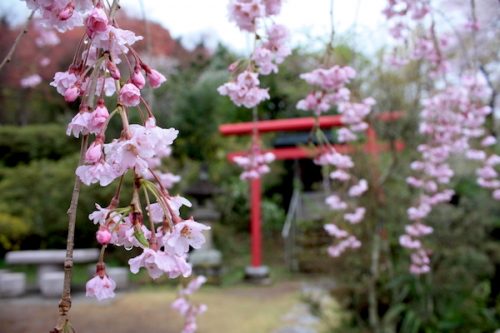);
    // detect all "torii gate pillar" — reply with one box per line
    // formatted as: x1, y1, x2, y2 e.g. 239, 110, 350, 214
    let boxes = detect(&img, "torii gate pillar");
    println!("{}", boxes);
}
244, 177, 270, 282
